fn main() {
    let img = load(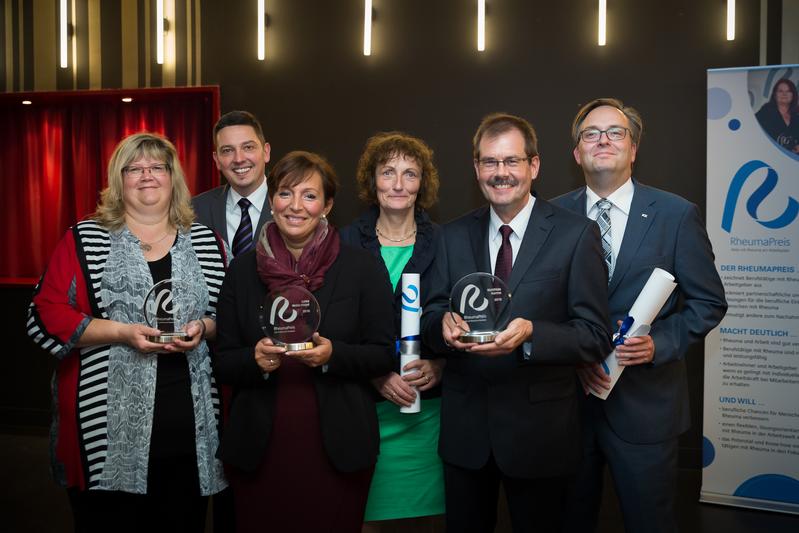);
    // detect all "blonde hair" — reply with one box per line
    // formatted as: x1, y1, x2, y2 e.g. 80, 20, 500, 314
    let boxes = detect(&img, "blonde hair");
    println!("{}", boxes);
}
94, 132, 195, 231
